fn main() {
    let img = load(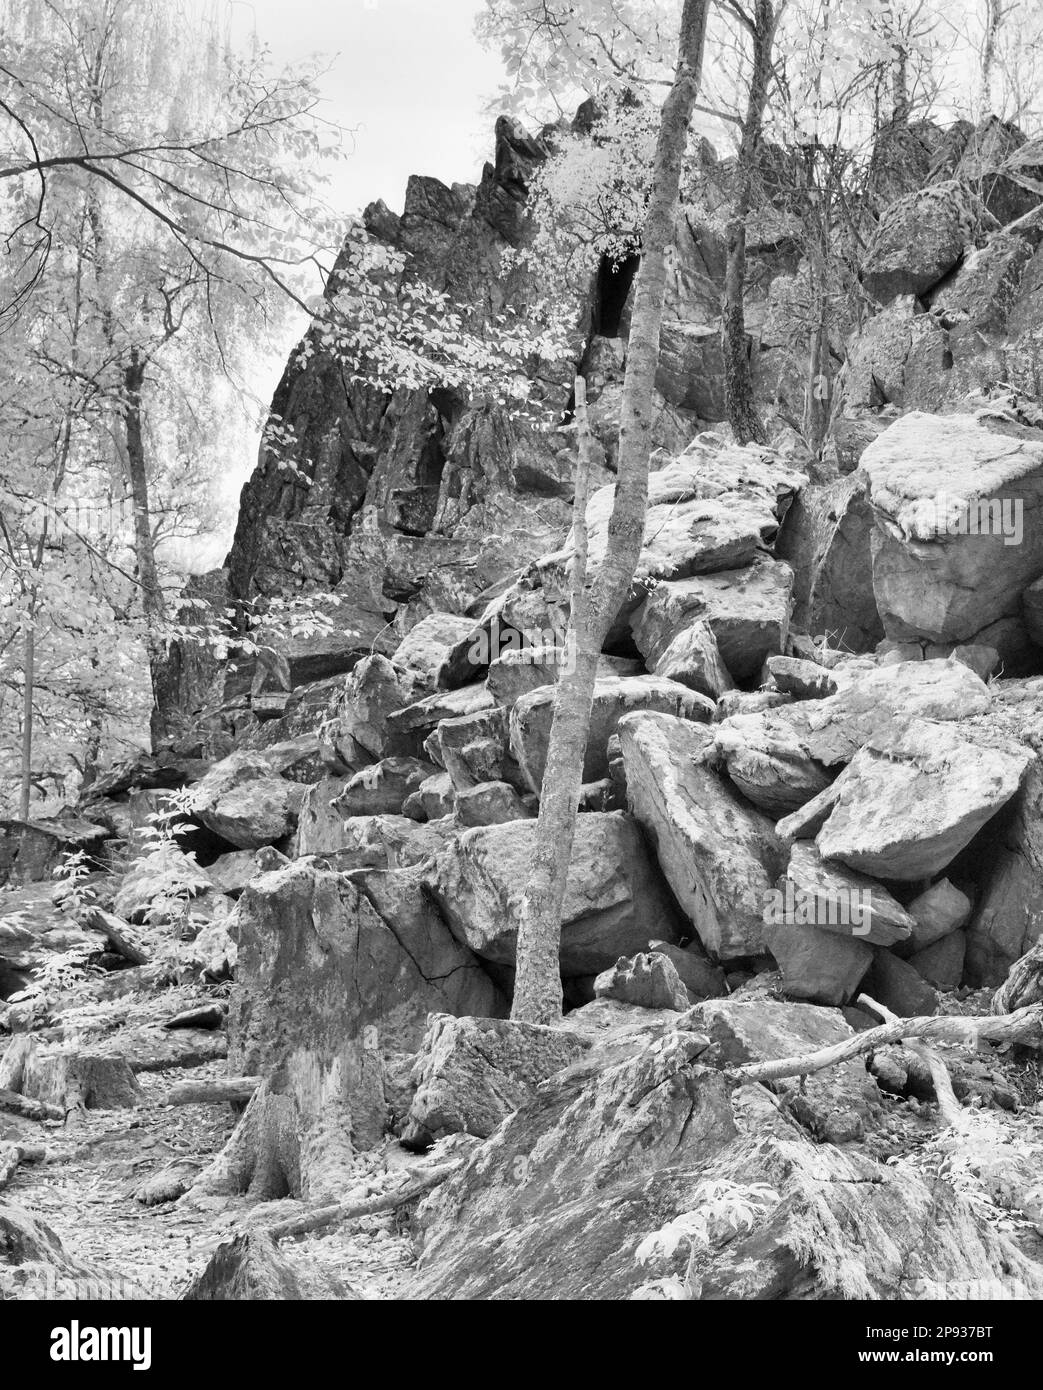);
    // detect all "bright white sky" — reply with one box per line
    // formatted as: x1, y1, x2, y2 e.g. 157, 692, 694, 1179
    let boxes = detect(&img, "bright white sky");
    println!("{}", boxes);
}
233, 0, 507, 217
